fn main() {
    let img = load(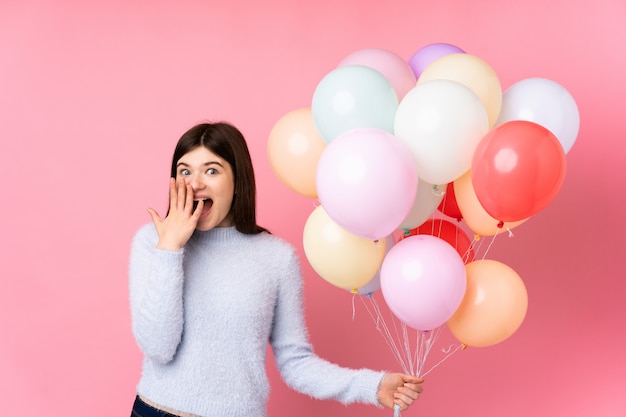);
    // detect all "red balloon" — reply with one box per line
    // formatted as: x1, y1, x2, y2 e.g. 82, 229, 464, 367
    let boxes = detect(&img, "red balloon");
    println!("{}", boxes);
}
471, 121, 566, 222
437, 182, 463, 221
405, 218, 475, 263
